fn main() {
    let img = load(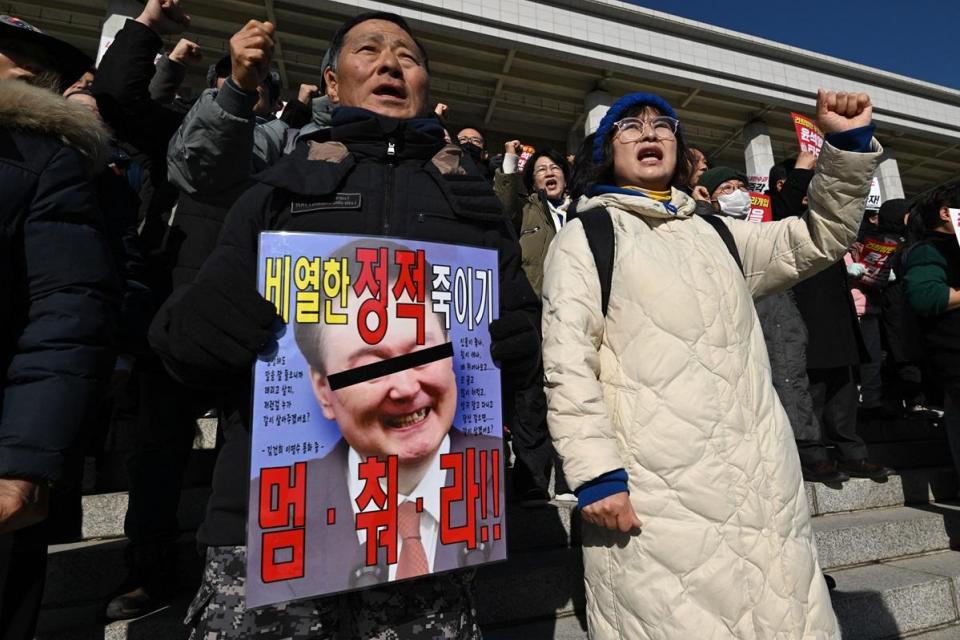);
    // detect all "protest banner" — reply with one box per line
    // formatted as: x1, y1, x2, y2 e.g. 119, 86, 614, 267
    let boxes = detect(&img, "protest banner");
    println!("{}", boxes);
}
517, 144, 536, 173
747, 175, 769, 194
850, 236, 899, 289
747, 192, 772, 224
246, 233, 506, 607
791, 112, 824, 157
866, 177, 882, 211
